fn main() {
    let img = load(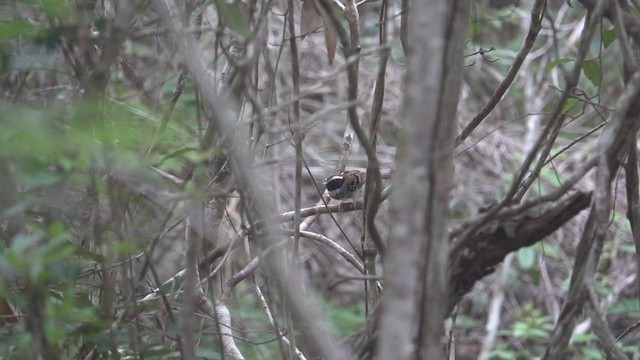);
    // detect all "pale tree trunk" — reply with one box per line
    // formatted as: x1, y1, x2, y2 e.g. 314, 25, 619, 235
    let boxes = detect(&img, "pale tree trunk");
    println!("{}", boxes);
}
377, 1, 470, 359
